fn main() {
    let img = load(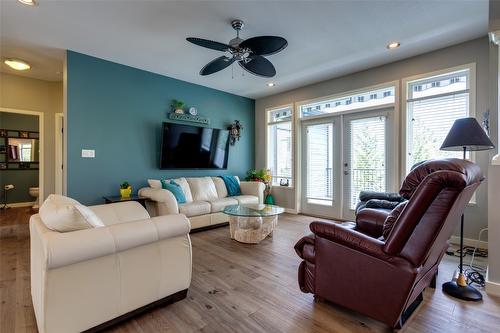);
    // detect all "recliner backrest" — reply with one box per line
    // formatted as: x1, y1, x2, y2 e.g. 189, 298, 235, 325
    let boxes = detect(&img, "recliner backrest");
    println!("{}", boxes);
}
383, 159, 483, 267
